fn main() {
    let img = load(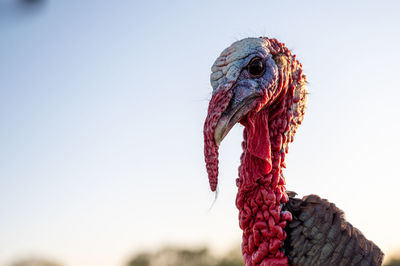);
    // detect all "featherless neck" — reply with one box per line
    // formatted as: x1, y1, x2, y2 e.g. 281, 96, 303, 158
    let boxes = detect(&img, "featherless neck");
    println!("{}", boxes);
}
204, 37, 307, 266
236, 105, 293, 265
